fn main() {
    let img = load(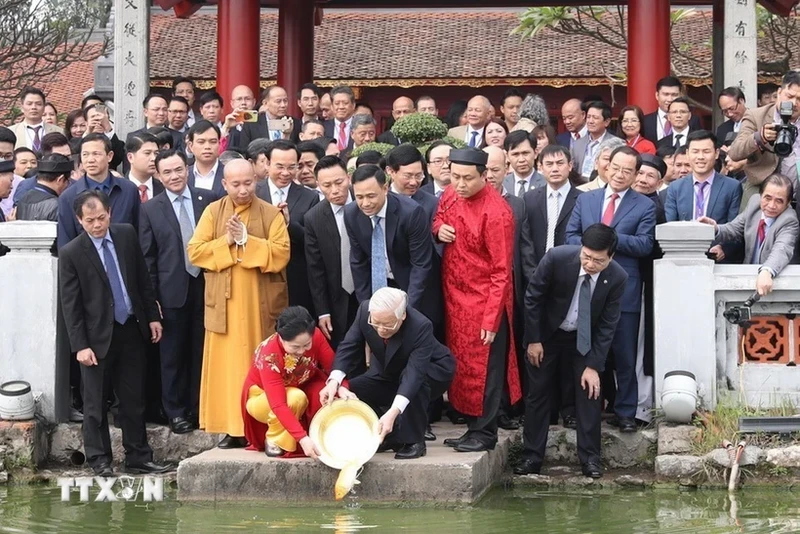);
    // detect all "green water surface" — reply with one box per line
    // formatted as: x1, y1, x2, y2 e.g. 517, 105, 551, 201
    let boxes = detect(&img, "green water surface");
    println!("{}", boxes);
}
2, 485, 800, 533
